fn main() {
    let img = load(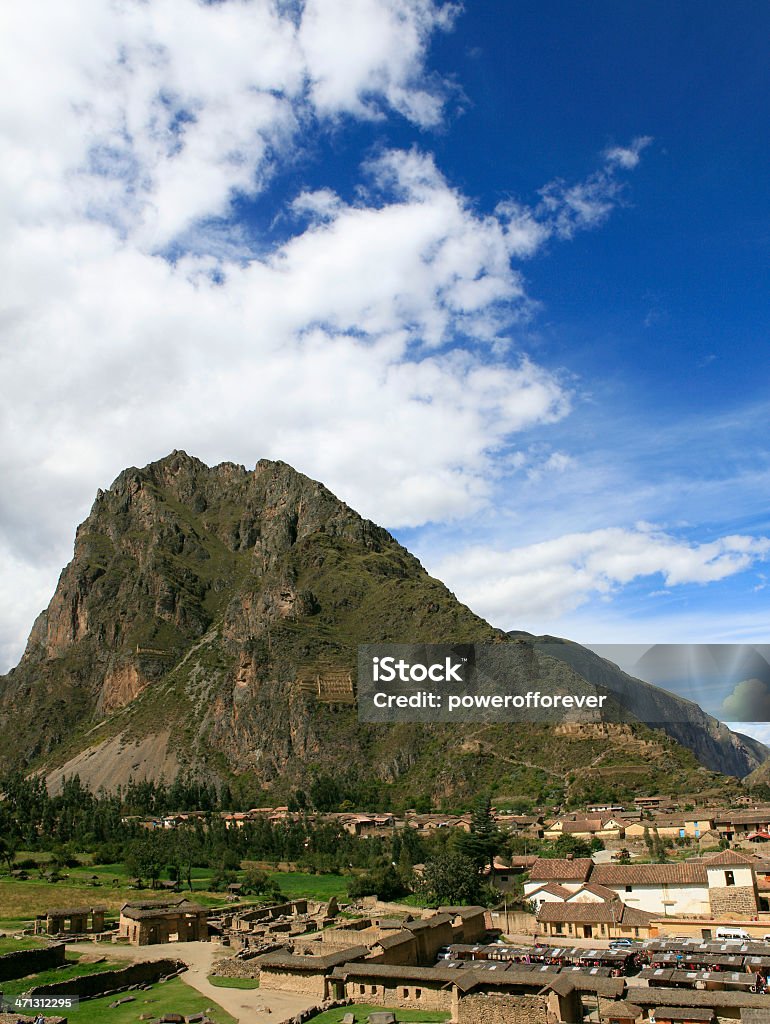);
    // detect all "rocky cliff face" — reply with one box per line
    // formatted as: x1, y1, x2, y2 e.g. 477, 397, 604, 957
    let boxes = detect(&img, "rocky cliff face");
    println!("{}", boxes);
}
0, 451, 765, 803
